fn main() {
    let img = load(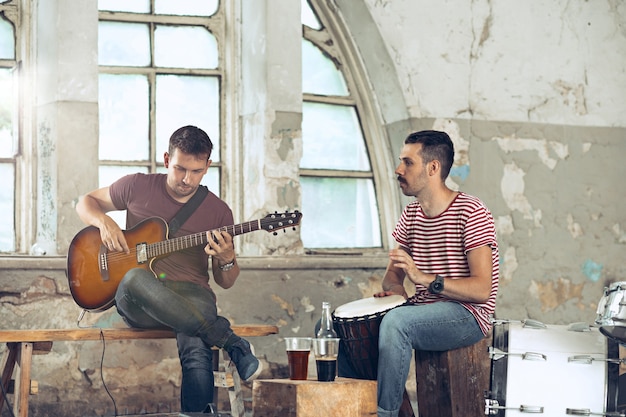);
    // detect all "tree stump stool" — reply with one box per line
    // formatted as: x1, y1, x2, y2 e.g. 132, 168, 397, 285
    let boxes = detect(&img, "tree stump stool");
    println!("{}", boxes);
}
414, 333, 492, 417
